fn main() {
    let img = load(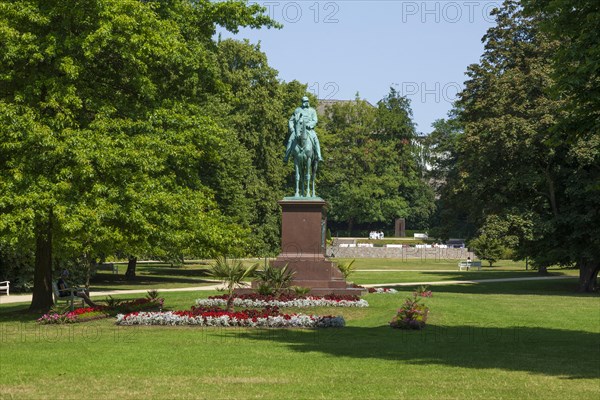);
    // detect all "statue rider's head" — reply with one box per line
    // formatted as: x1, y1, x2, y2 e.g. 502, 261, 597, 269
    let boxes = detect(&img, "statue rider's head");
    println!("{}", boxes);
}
301, 96, 309, 108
